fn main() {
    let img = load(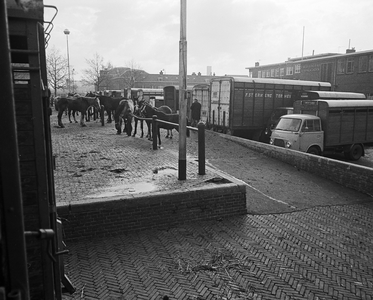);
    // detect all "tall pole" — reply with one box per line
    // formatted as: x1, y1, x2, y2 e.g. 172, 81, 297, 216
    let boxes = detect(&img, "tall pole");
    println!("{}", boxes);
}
301, 26, 305, 60
64, 29, 70, 93
178, 0, 187, 180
